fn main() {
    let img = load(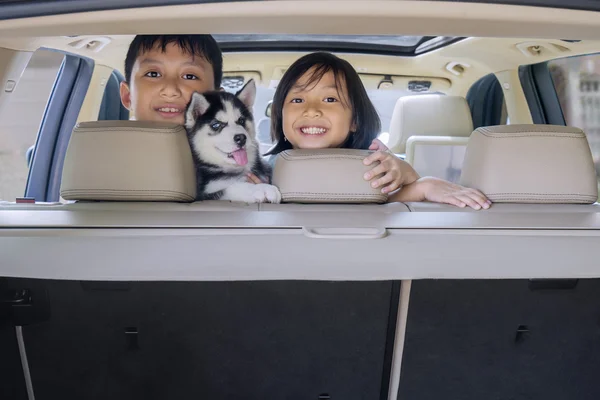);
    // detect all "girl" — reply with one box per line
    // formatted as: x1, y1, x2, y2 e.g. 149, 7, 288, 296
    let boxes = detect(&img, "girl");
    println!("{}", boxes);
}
255, 52, 490, 210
